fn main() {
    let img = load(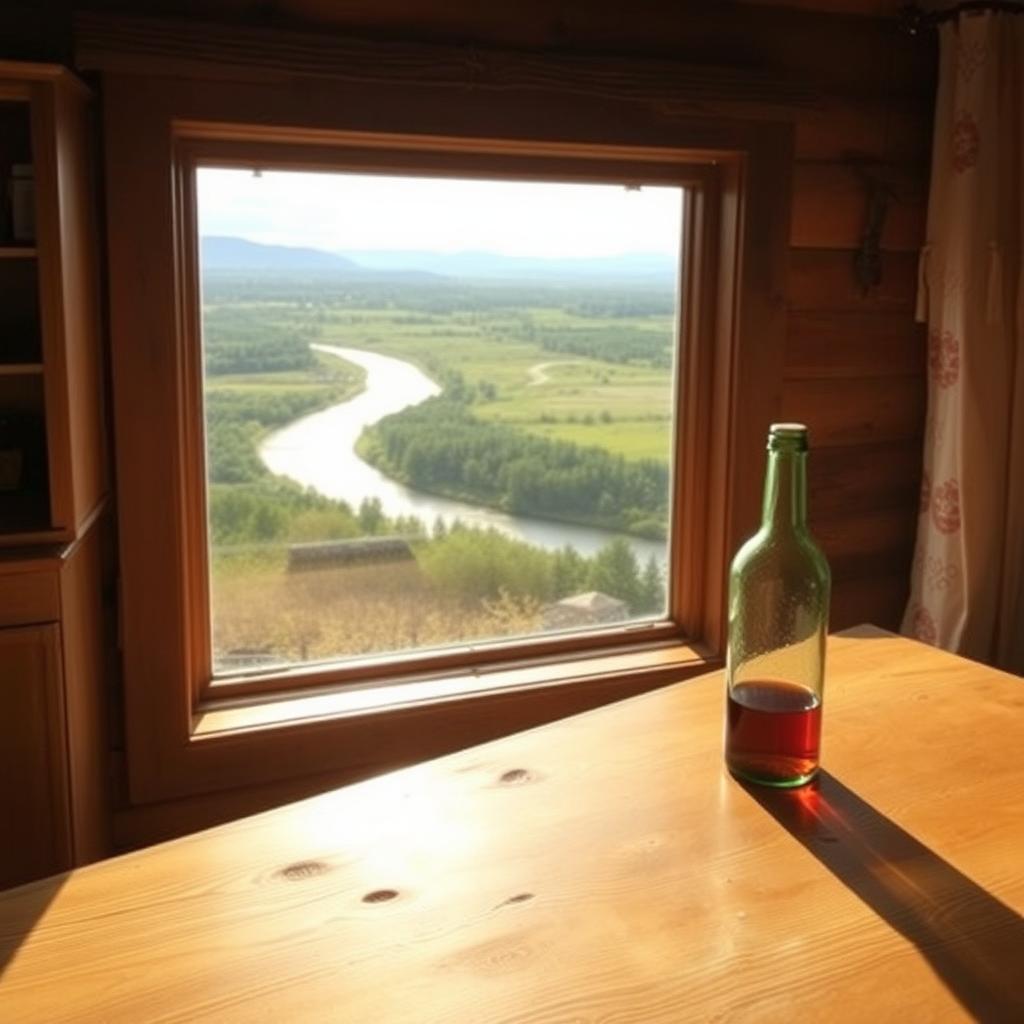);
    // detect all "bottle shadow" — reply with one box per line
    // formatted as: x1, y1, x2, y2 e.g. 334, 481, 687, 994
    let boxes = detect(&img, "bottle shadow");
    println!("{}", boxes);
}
742, 770, 1024, 1021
